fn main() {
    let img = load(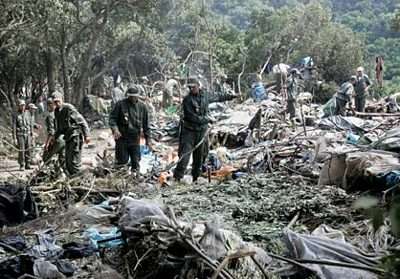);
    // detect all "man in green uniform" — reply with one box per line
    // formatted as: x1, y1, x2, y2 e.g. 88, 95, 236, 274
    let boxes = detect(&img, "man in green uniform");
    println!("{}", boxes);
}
173, 78, 238, 183
287, 68, 301, 128
335, 76, 357, 116
51, 92, 90, 176
13, 99, 31, 170
109, 86, 152, 175
354, 66, 371, 112
43, 97, 65, 164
